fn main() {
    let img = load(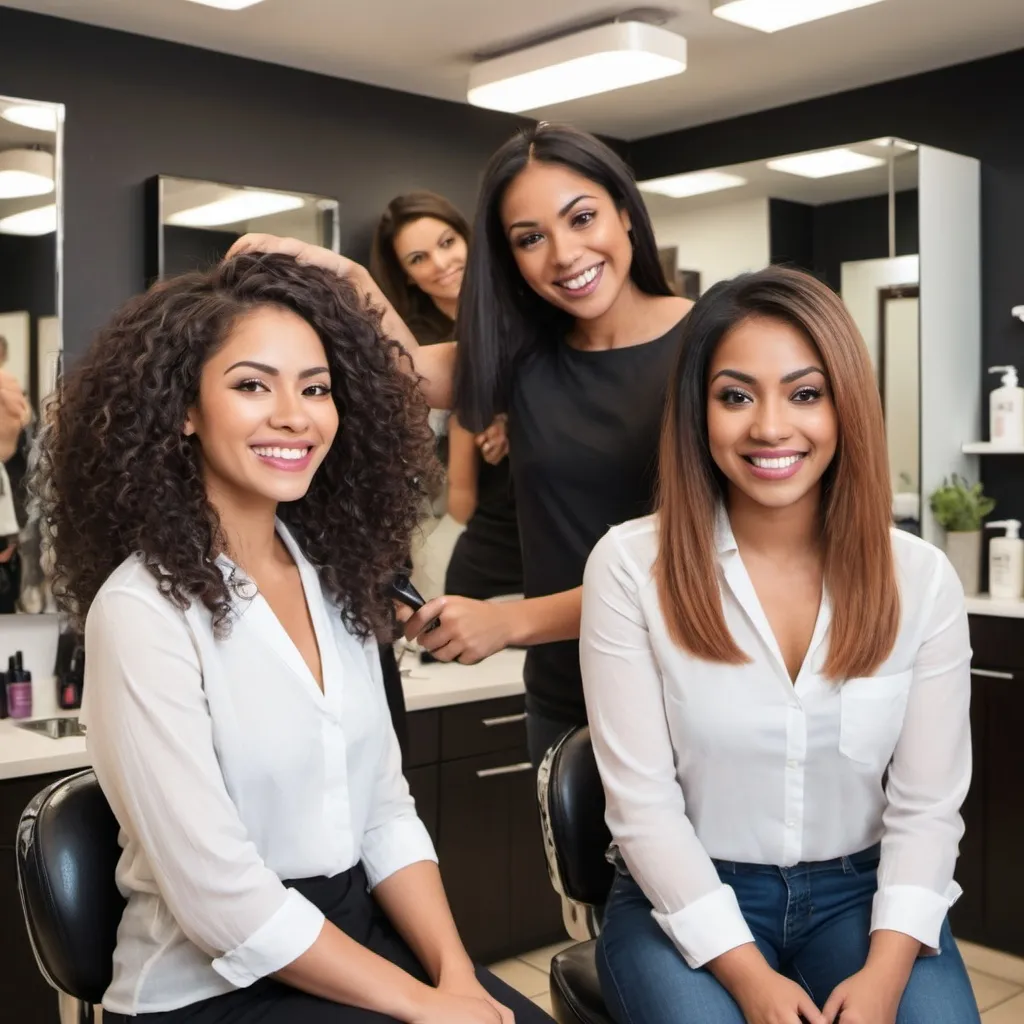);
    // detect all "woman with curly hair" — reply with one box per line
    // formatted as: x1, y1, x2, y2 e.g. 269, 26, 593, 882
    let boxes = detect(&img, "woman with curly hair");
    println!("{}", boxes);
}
34, 253, 553, 1024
